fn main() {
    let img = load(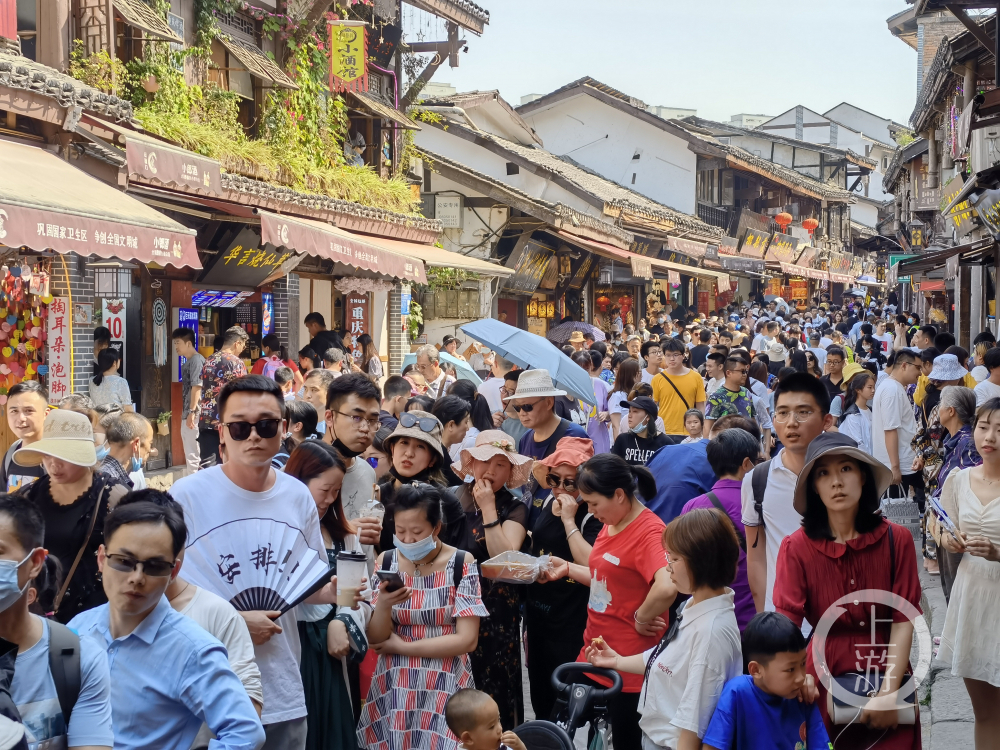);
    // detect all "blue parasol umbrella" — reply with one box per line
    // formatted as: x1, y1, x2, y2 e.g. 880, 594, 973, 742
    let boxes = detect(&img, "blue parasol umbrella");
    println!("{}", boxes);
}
459, 318, 597, 406
546, 320, 606, 345
401, 350, 482, 386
